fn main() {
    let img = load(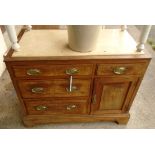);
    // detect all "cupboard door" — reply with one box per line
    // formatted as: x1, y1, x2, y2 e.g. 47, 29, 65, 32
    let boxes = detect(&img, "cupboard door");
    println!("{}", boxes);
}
91, 77, 138, 114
